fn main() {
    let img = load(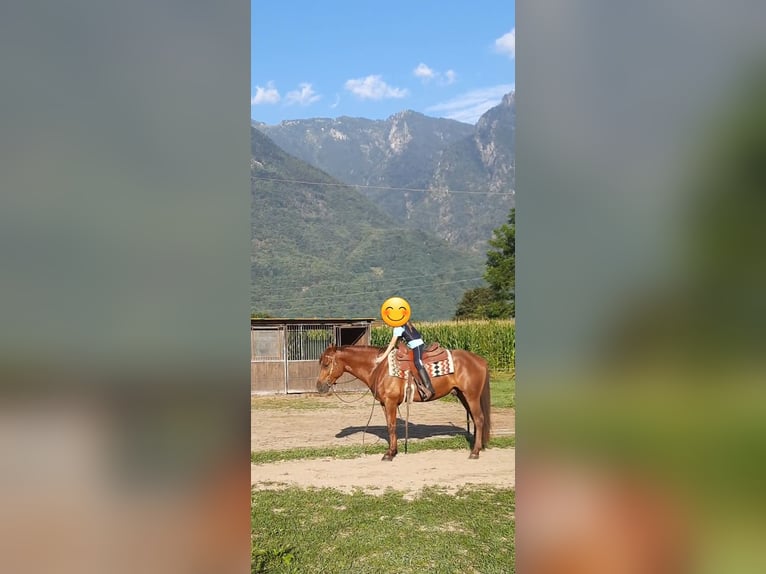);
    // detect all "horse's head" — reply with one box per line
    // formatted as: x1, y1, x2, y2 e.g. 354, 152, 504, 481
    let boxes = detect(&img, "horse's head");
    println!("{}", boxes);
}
316, 346, 343, 394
